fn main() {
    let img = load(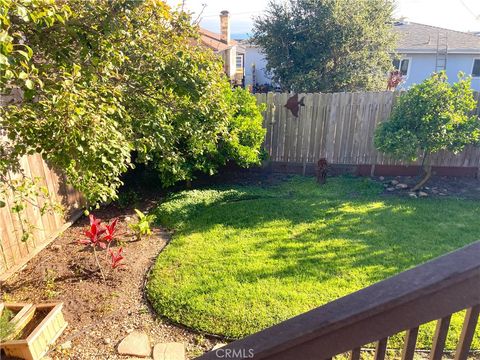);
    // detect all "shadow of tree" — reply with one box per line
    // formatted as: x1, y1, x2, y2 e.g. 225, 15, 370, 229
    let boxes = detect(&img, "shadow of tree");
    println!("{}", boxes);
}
148, 176, 480, 346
